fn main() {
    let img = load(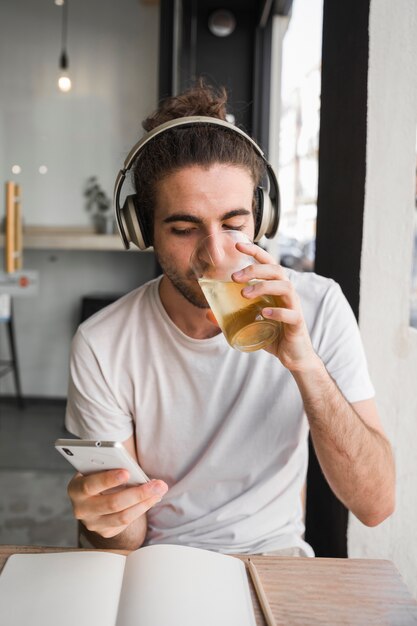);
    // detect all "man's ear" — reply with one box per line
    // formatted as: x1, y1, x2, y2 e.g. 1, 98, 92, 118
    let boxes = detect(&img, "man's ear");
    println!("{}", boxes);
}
206, 310, 219, 326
